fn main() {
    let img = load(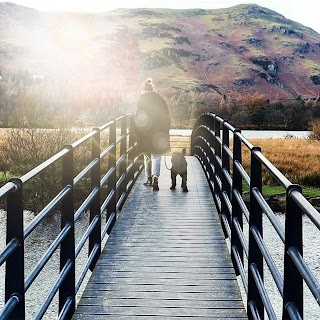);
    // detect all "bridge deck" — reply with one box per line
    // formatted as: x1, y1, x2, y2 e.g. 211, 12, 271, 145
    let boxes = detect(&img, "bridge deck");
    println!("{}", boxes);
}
72, 156, 247, 319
